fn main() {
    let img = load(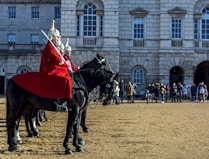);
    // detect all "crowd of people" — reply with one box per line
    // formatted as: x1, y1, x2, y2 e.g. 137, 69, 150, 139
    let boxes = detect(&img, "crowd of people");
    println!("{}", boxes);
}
146, 82, 208, 103
110, 79, 208, 105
